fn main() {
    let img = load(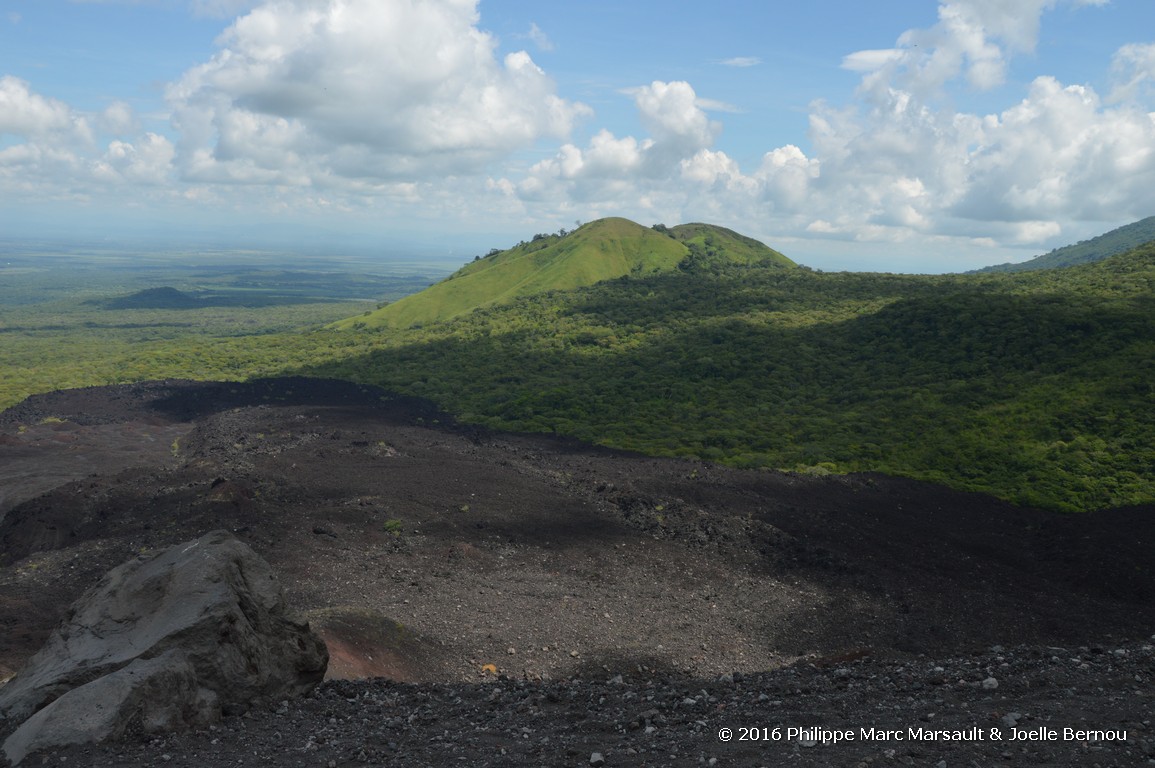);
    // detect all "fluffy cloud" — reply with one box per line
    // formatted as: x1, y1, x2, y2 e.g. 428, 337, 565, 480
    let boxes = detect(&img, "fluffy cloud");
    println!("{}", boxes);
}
512, 81, 718, 205
956, 77, 1155, 222
0, 76, 176, 201
167, 0, 589, 187
631, 81, 719, 165
0, 76, 89, 197
97, 133, 177, 185
803, 0, 1155, 239
0, 76, 92, 142
846, 0, 1070, 98
3, 1, 588, 225
500, 0, 1155, 256
98, 101, 137, 136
